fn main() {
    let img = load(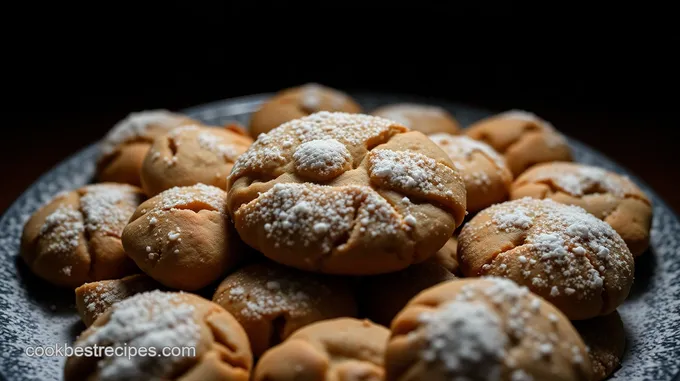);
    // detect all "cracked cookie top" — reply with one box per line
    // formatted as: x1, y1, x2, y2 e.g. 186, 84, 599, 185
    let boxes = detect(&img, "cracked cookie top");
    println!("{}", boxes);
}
20, 183, 145, 288
227, 112, 467, 275
96, 110, 198, 185
65, 291, 253, 381
122, 184, 243, 291
141, 124, 253, 196
510, 162, 653, 256
466, 110, 573, 176
457, 197, 634, 320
